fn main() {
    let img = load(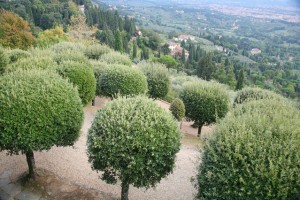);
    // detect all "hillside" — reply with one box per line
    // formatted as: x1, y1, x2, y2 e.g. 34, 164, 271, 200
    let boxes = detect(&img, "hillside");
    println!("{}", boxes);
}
97, 0, 300, 99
